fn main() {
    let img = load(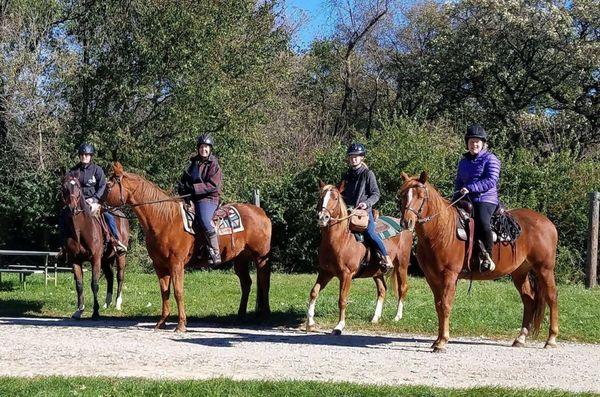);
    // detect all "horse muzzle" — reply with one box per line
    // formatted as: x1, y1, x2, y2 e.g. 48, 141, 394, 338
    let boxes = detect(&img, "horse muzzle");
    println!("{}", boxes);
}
317, 212, 330, 228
